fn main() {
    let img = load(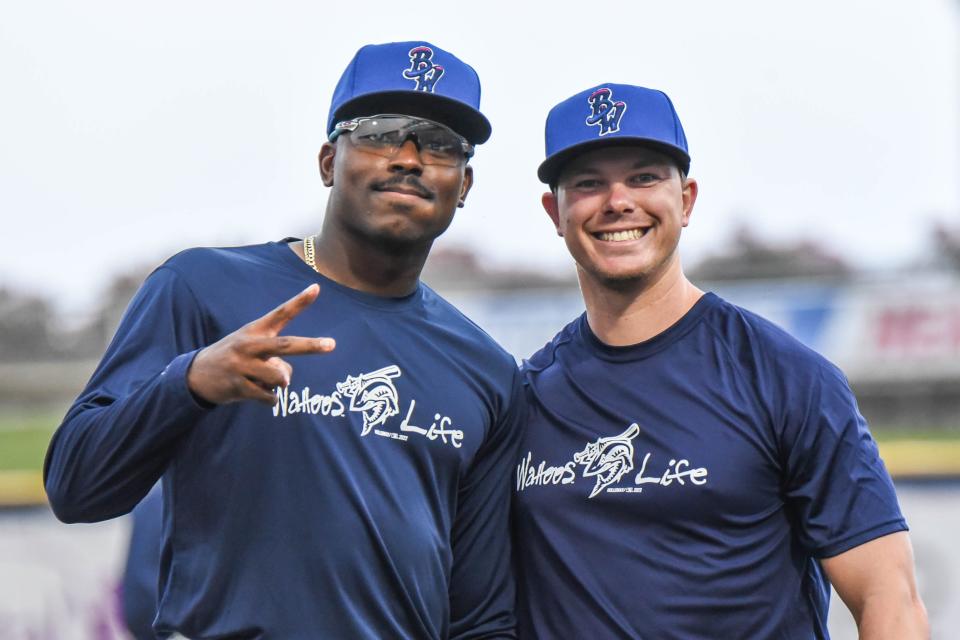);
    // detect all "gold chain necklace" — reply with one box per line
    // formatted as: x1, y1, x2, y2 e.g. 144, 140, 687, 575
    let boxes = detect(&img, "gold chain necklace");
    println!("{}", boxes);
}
303, 234, 320, 273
